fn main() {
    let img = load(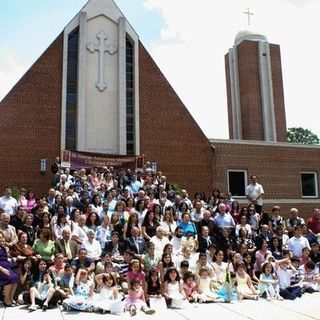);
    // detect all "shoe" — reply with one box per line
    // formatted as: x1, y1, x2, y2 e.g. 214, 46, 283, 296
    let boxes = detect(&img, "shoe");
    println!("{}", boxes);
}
42, 303, 48, 311
3, 302, 13, 307
145, 309, 155, 315
63, 303, 71, 311
87, 306, 94, 312
129, 305, 137, 316
28, 305, 37, 311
